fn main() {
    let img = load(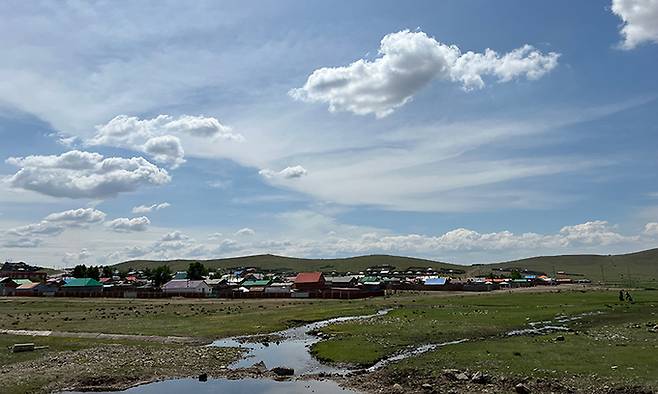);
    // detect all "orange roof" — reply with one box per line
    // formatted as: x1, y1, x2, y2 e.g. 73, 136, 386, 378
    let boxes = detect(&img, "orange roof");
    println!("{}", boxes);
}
294, 272, 324, 284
